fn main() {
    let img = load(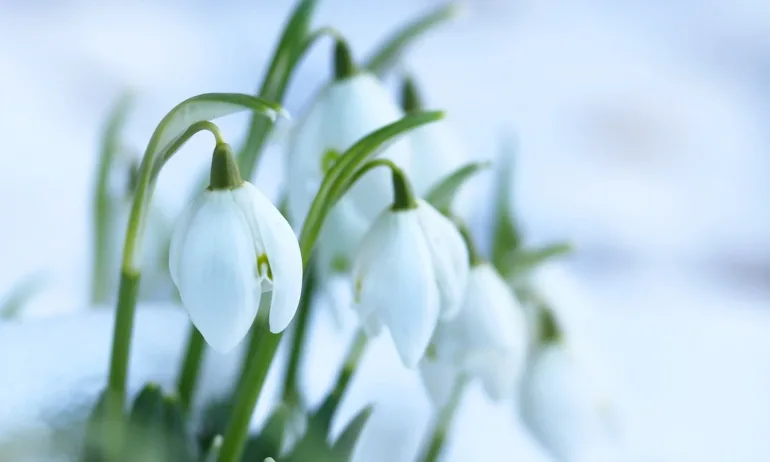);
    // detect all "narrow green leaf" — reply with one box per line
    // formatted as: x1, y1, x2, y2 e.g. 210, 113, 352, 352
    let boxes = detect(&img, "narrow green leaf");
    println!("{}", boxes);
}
163, 395, 198, 462
80, 391, 111, 462
500, 242, 573, 278
91, 93, 132, 304
424, 161, 490, 213
147, 93, 284, 172
126, 384, 167, 462
298, 111, 444, 264
237, 0, 320, 180
331, 406, 373, 461
242, 405, 290, 461
490, 137, 522, 272
0, 272, 47, 320
364, 3, 458, 76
